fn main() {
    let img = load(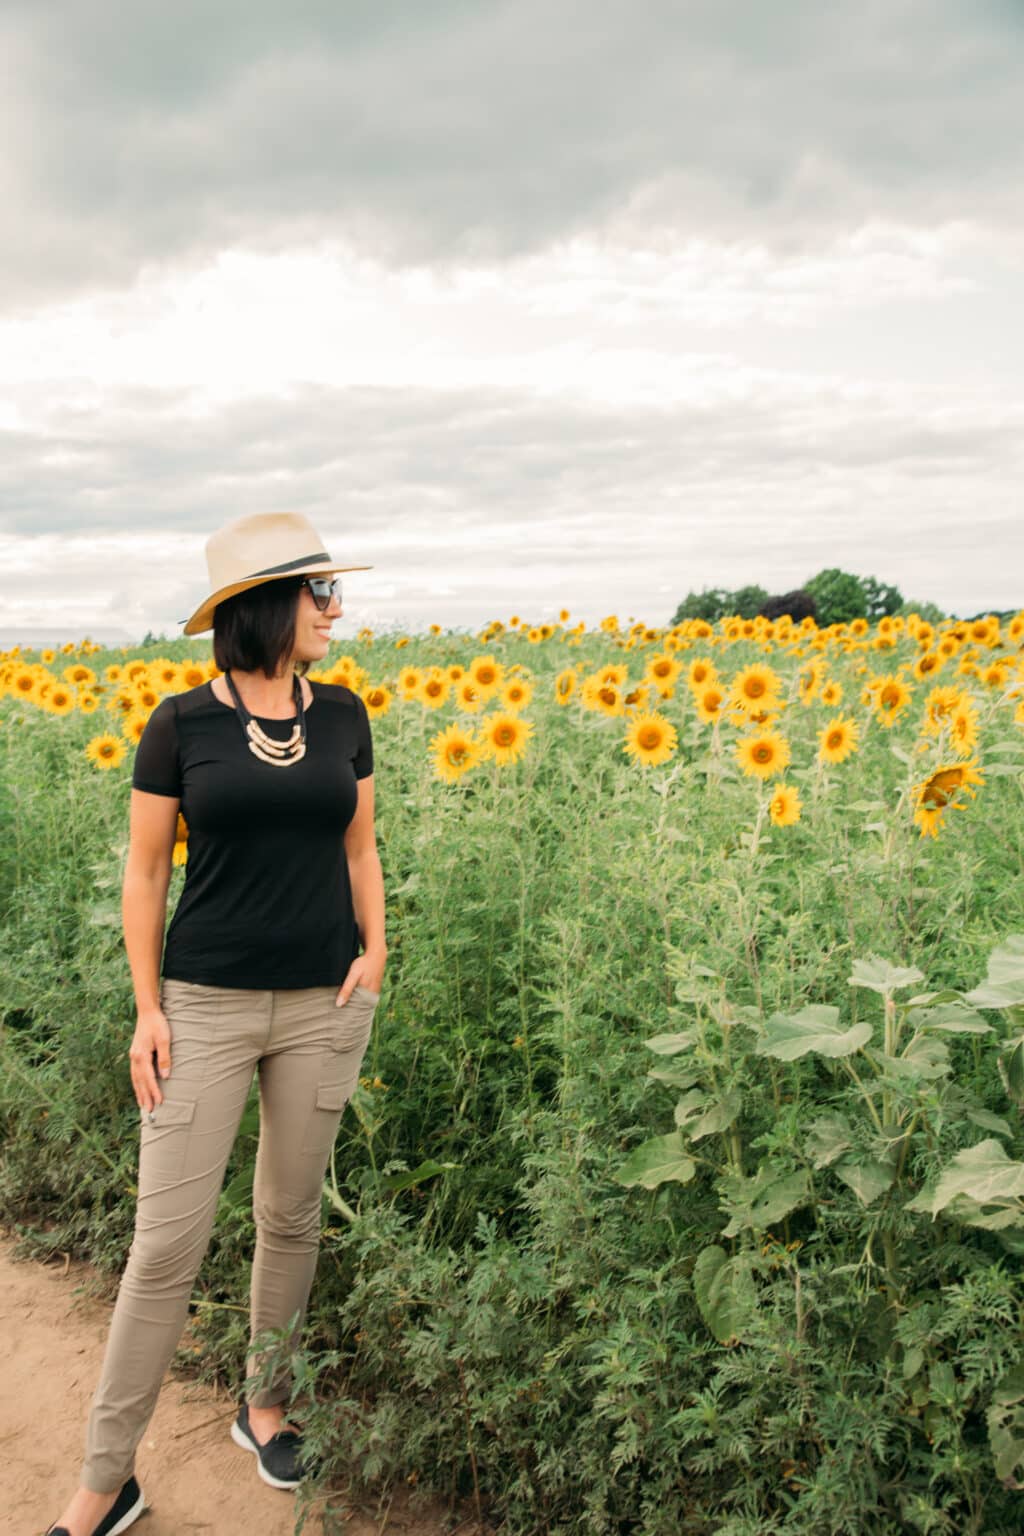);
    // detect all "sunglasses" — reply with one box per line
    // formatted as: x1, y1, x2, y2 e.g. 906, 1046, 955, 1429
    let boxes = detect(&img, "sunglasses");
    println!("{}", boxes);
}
301, 576, 343, 611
